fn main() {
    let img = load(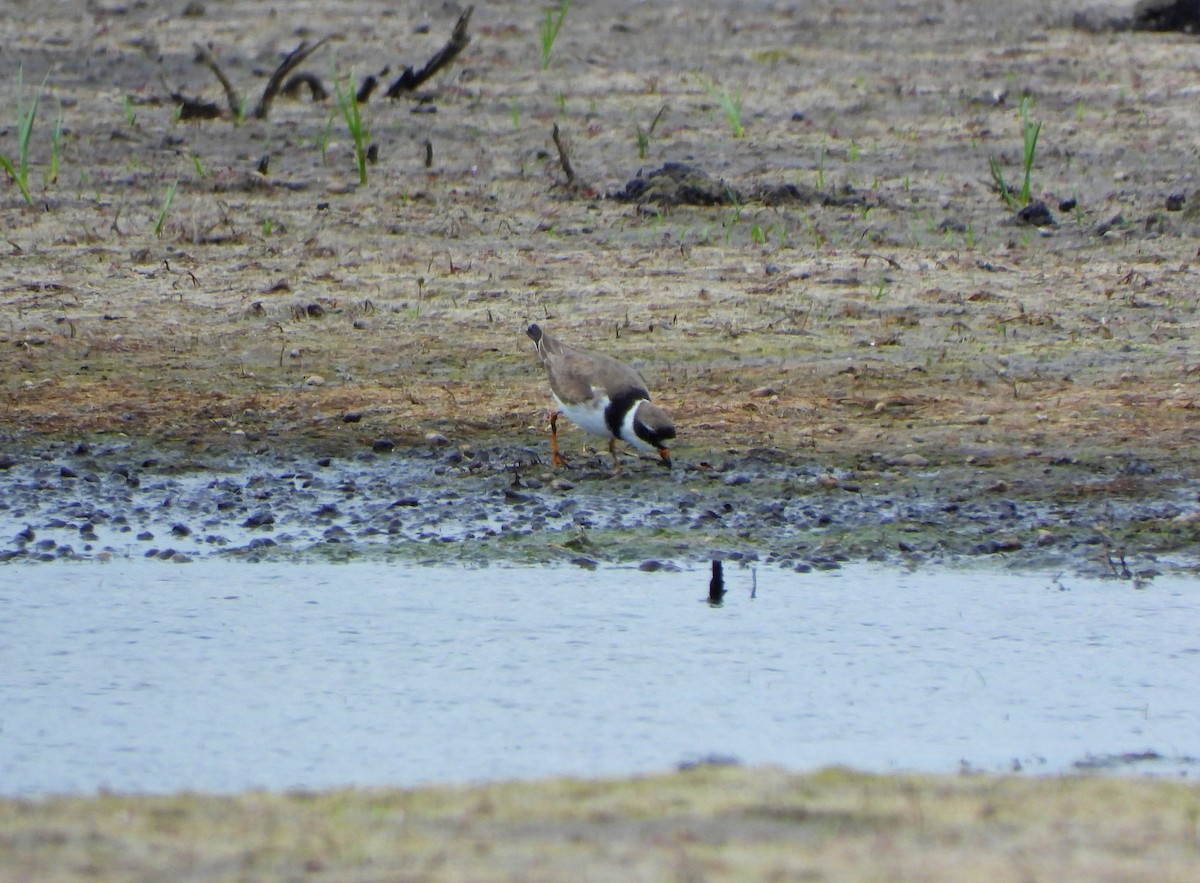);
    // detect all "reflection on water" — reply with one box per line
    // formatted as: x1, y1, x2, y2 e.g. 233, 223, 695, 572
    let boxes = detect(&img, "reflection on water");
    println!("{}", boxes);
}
1, 560, 1198, 795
